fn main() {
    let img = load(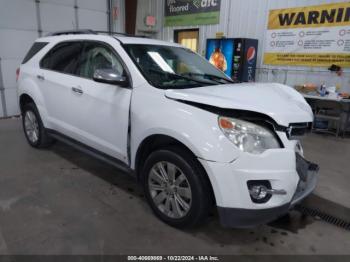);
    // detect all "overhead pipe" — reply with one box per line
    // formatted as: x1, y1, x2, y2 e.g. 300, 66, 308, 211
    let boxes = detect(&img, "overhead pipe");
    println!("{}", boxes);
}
107, 0, 113, 33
